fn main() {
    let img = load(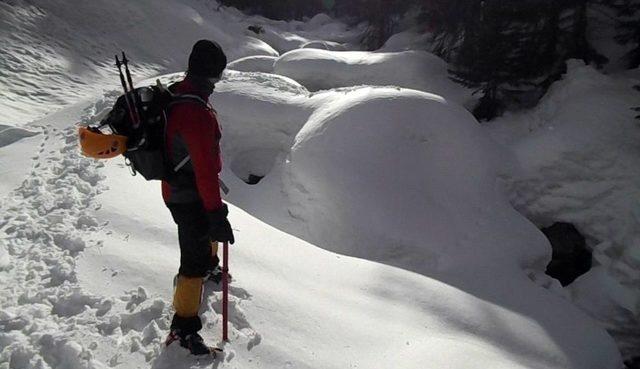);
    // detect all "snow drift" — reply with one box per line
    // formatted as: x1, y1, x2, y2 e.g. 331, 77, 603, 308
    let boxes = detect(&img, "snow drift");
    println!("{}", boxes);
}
0, 124, 39, 148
